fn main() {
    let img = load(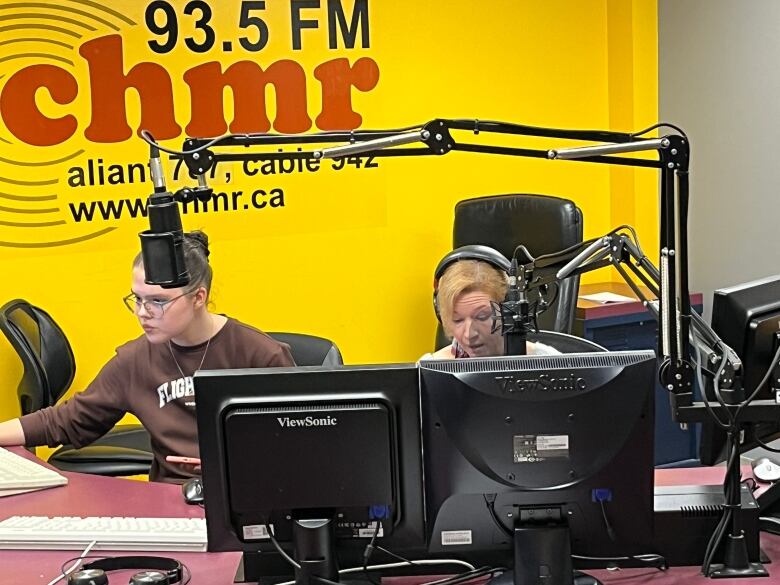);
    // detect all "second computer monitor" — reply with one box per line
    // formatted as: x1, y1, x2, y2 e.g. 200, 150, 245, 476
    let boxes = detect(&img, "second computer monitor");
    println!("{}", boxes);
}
420, 351, 657, 584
